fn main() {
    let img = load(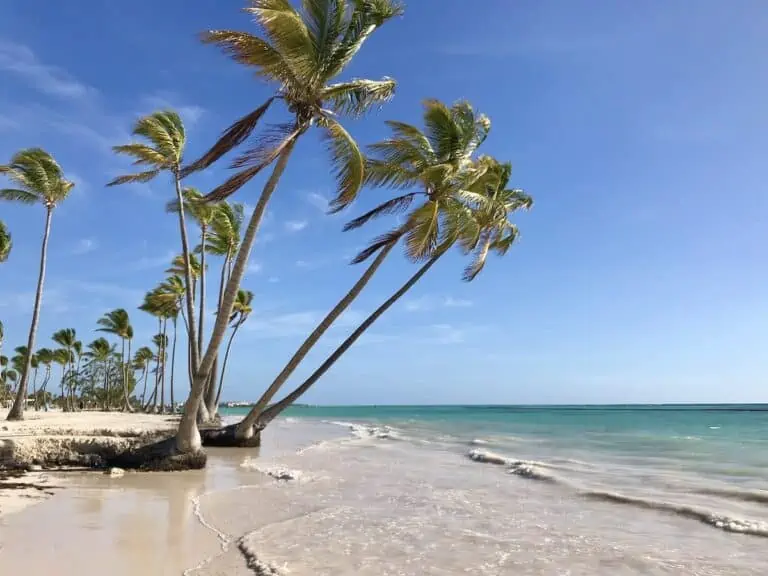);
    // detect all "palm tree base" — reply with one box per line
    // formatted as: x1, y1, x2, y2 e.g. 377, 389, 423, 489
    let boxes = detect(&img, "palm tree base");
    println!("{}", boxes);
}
200, 423, 261, 448
105, 437, 207, 471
